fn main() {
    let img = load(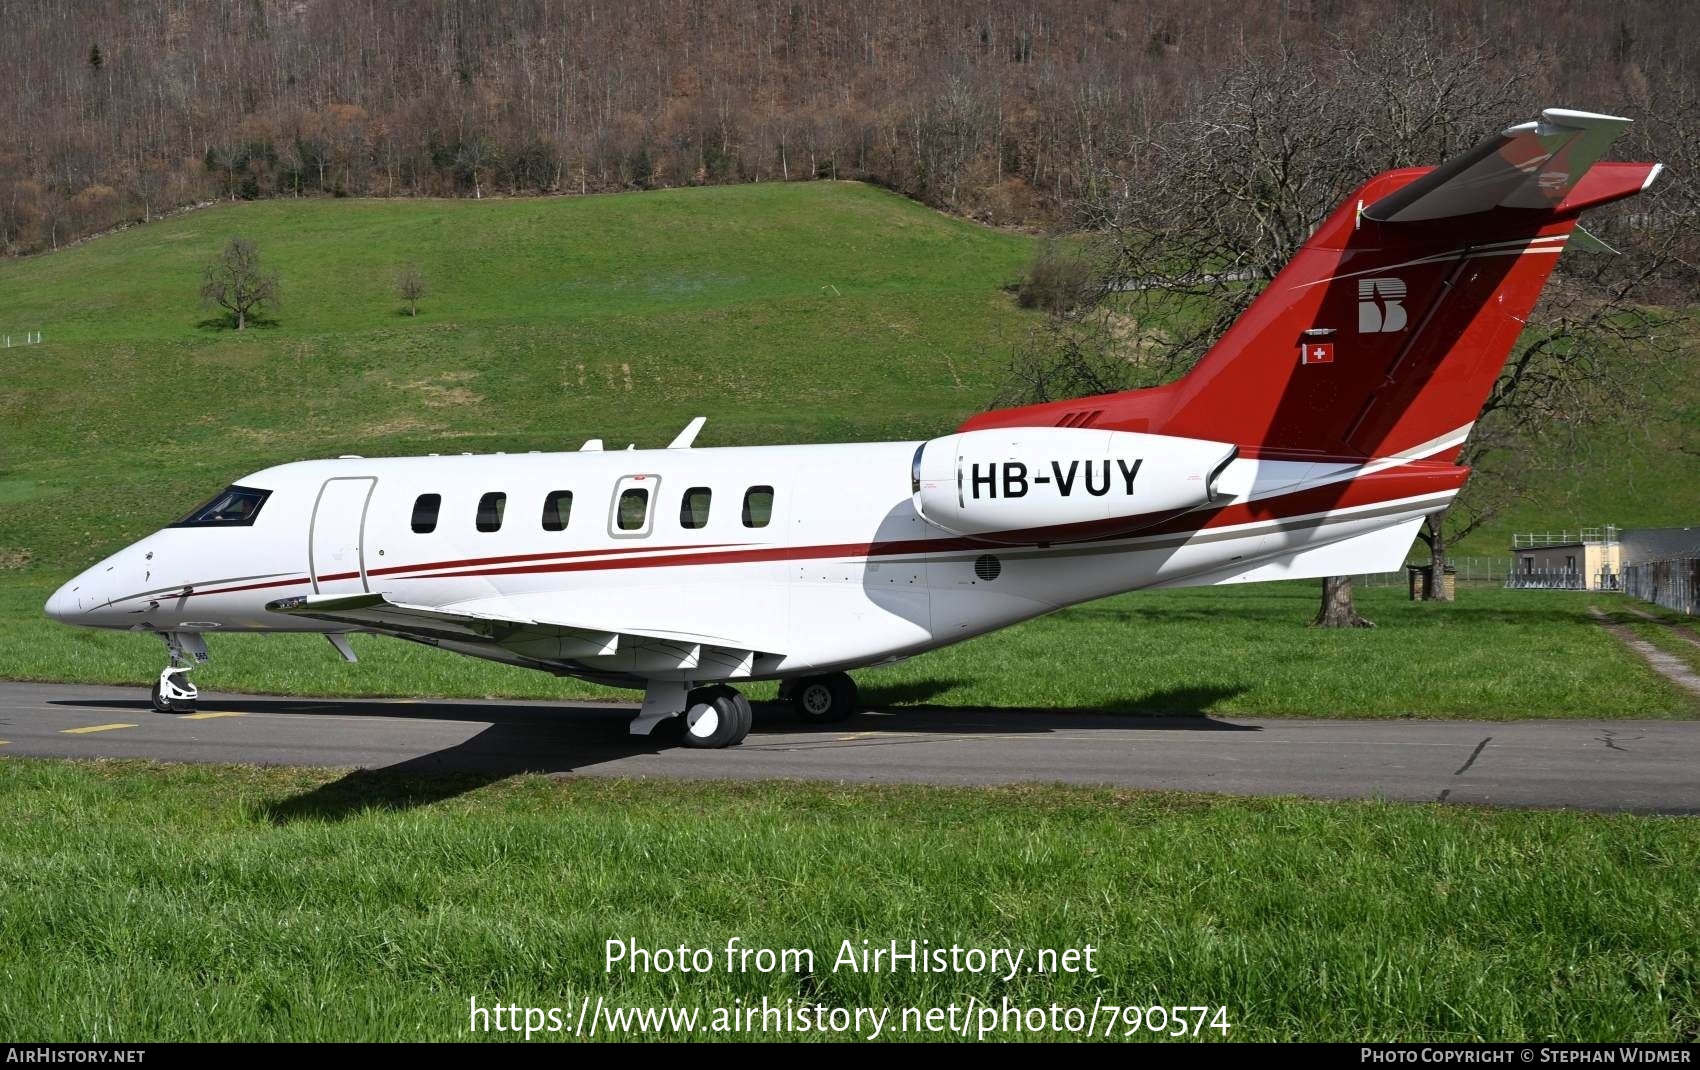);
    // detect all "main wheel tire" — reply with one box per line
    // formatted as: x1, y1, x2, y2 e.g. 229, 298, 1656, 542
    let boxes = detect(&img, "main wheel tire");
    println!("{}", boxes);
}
680, 685, 751, 749
790, 672, 858, 724
730, 690, 754, 735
